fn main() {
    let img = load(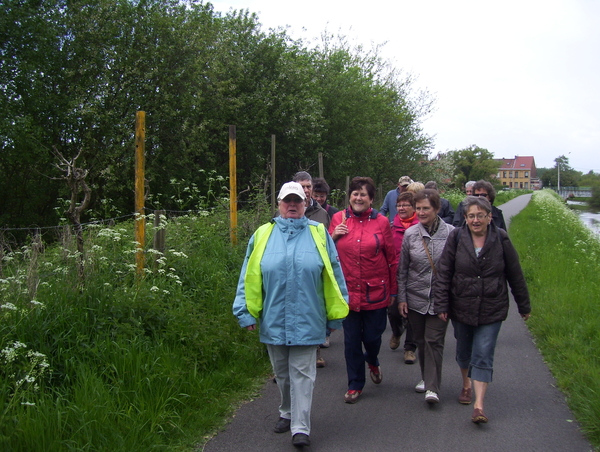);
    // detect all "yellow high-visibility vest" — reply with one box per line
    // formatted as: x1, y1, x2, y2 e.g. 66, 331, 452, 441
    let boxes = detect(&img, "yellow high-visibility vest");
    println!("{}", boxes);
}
244, 222, 349, 320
